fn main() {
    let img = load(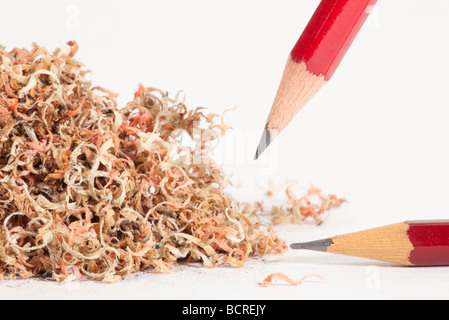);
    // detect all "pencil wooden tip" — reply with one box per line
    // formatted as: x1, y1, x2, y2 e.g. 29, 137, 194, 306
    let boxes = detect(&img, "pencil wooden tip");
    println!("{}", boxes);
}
263, 57, 327, 143
290, 239, 333, 252
254, 125, 272, 160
